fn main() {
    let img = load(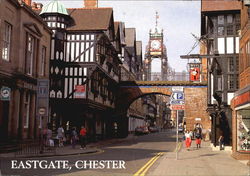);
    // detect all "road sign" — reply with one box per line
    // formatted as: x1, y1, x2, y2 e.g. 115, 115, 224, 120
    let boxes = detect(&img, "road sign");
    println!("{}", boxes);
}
36, 79, 49, 117
170, 100, 185, 105
0, 87, 11, 101
38, 108, 46, 115
171, 92, 184, 100
172, 86, 183, 92
171, 105, 185, 110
